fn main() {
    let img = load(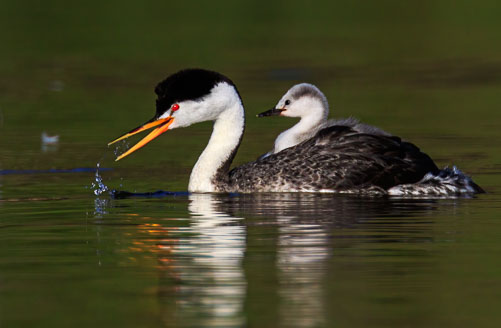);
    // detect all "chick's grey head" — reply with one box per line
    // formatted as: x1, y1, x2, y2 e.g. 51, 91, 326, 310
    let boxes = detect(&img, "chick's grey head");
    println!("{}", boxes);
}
257, 83, 329, 119
274, 83, 329, 119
